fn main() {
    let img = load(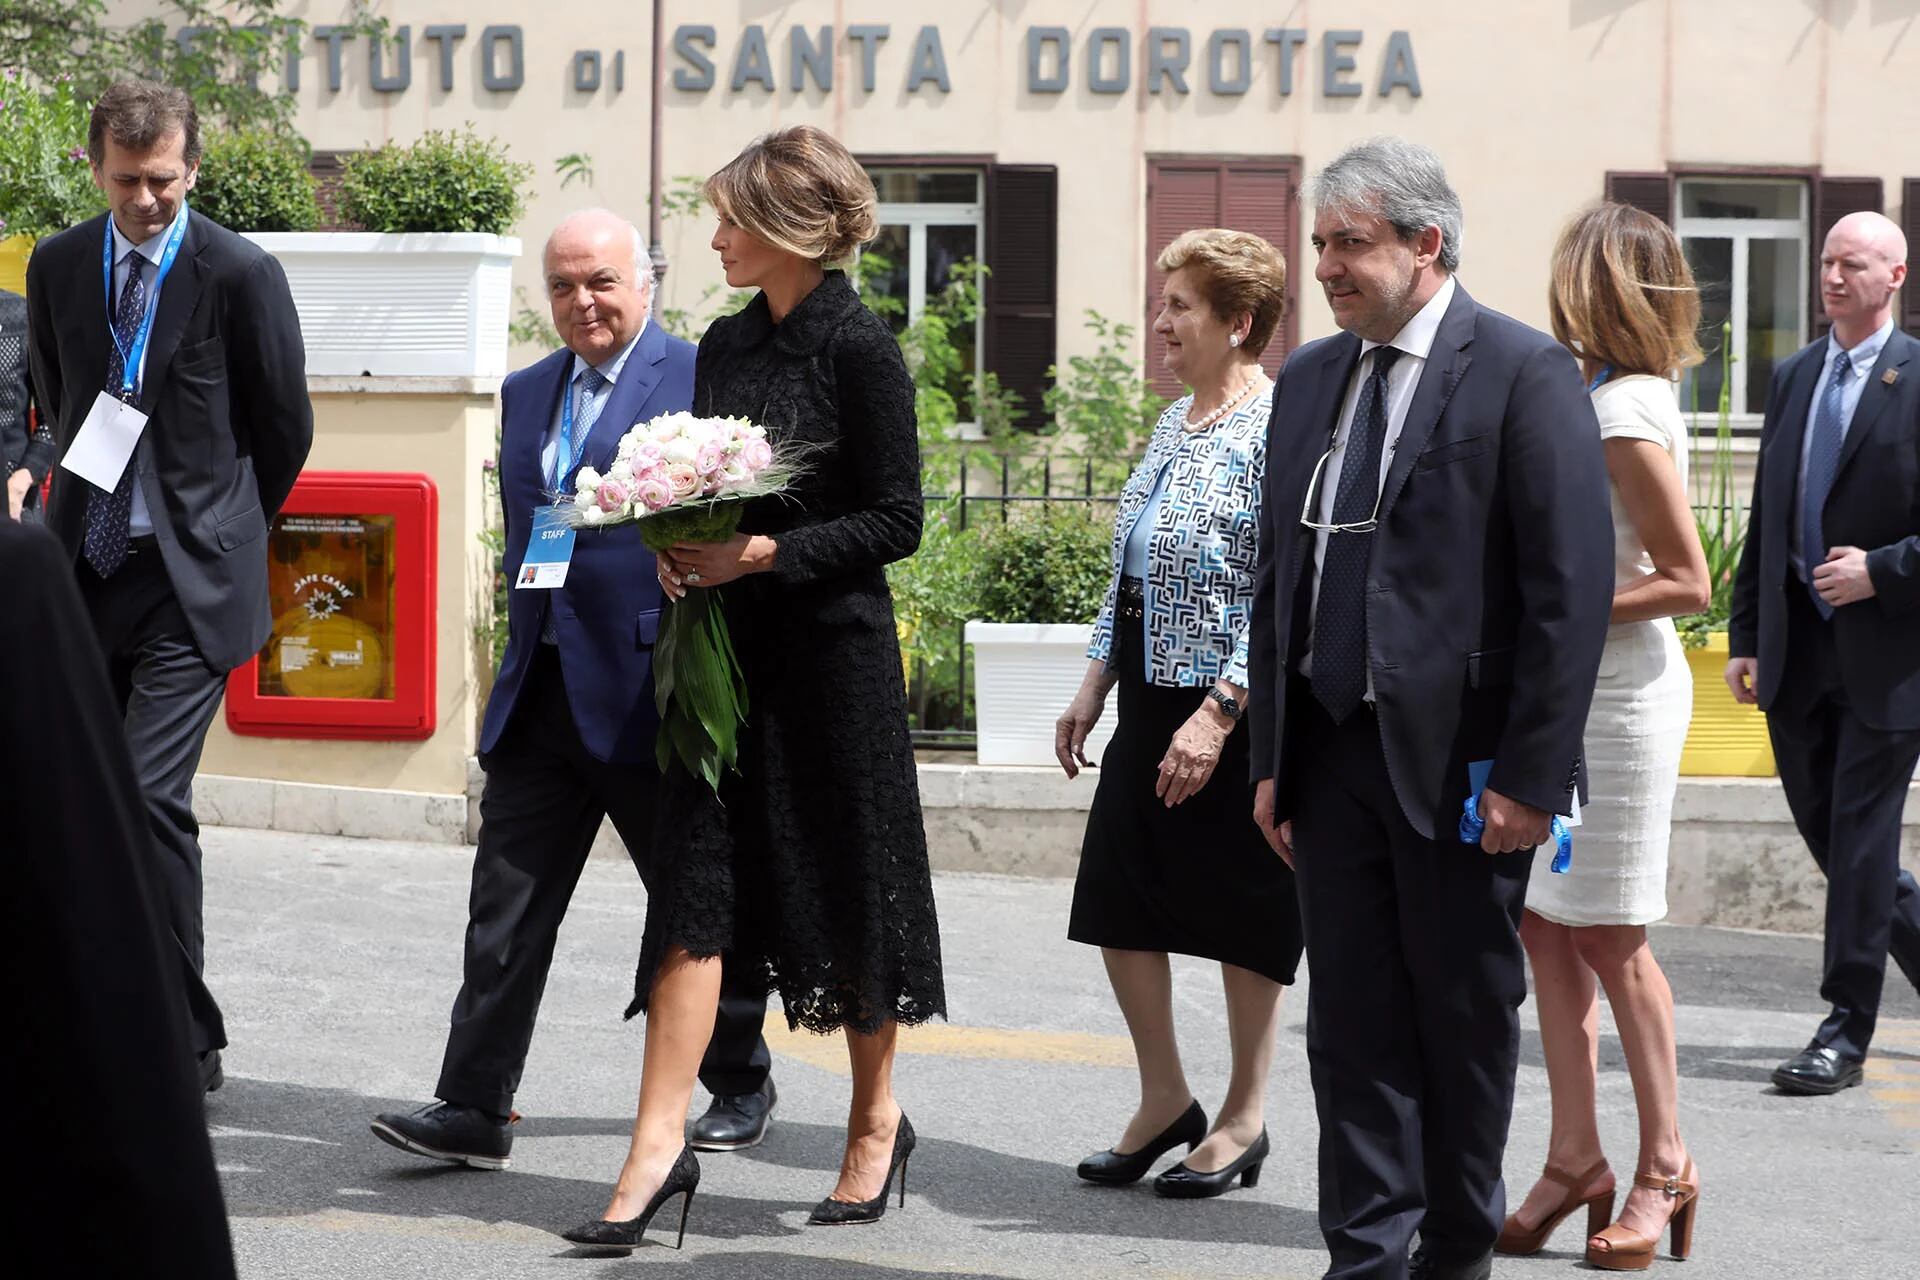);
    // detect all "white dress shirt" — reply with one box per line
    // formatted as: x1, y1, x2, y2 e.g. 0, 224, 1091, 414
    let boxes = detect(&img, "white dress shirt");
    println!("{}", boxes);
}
110, 218, 175, 537
1791, 316, 1893, 580
1301, 274, 1458, 686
